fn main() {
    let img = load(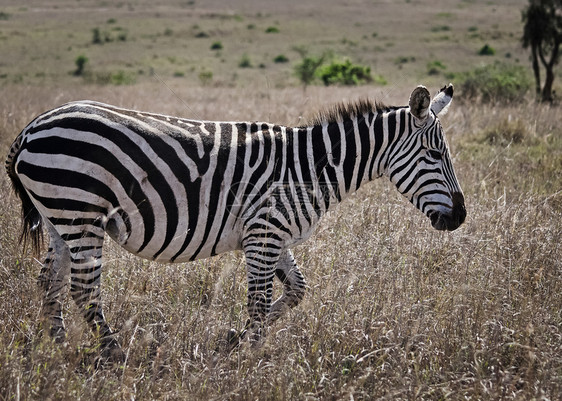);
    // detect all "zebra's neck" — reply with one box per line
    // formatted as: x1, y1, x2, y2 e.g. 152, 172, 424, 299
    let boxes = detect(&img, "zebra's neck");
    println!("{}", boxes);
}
295, 107, 406, 212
